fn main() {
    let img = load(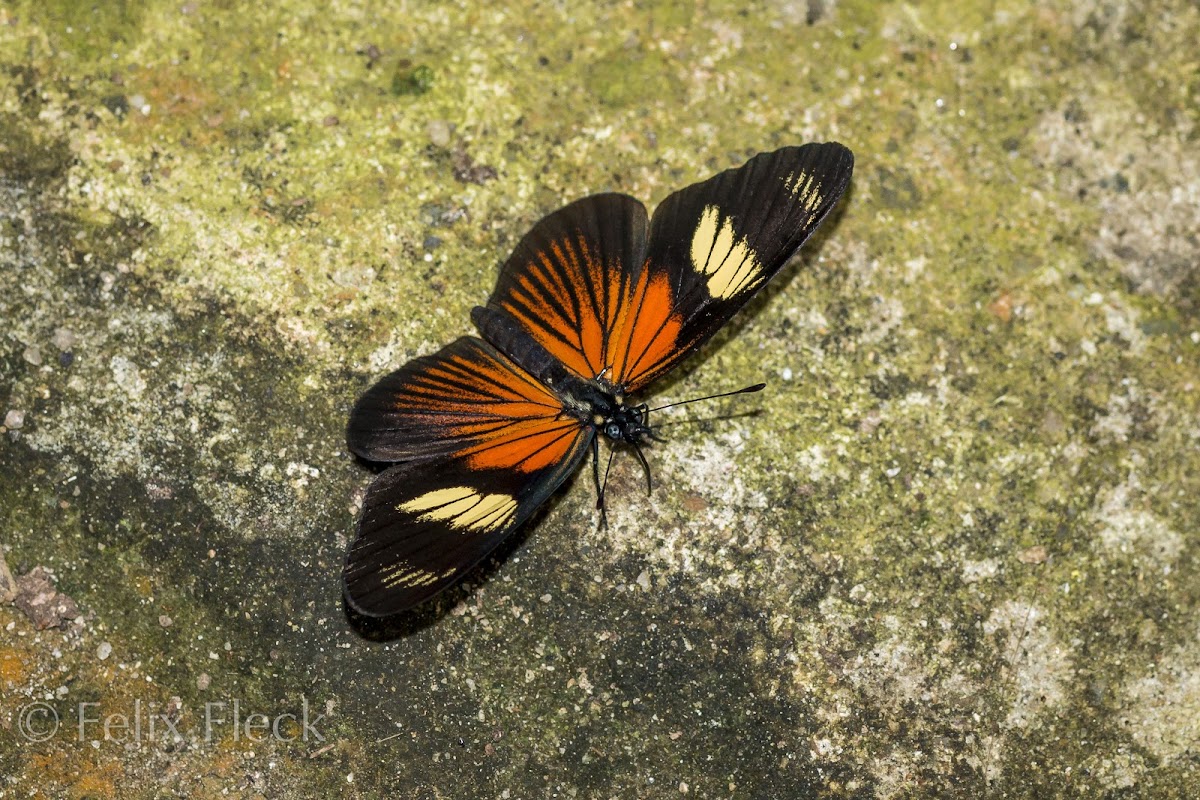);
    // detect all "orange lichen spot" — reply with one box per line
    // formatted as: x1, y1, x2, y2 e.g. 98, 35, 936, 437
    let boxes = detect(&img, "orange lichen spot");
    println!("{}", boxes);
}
0, 648, 31, 686
70, 764, 120, 799
988, 291, 1014, 323
209, 737, 247, 772
131, 68, 219, 117
119, 66, 225, 146
29, 753, 54, 770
